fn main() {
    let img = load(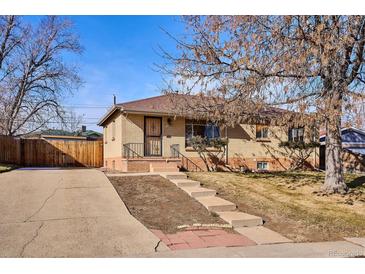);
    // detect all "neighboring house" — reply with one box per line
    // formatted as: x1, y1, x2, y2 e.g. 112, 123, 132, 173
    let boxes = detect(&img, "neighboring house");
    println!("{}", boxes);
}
319, 127, 365, 172
97, 94, 318, 172
80, 129, 103, 140
25, 128, 103, 141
